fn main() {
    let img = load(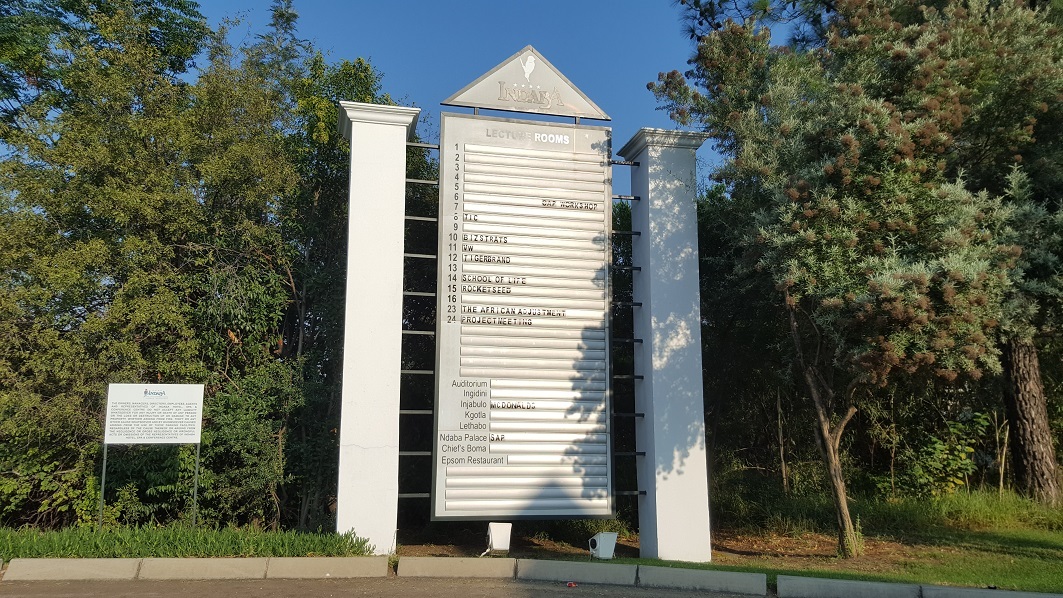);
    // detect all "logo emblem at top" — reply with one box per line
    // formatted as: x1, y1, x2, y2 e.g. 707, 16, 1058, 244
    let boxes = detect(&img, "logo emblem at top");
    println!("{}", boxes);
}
519, 54, 535, 81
